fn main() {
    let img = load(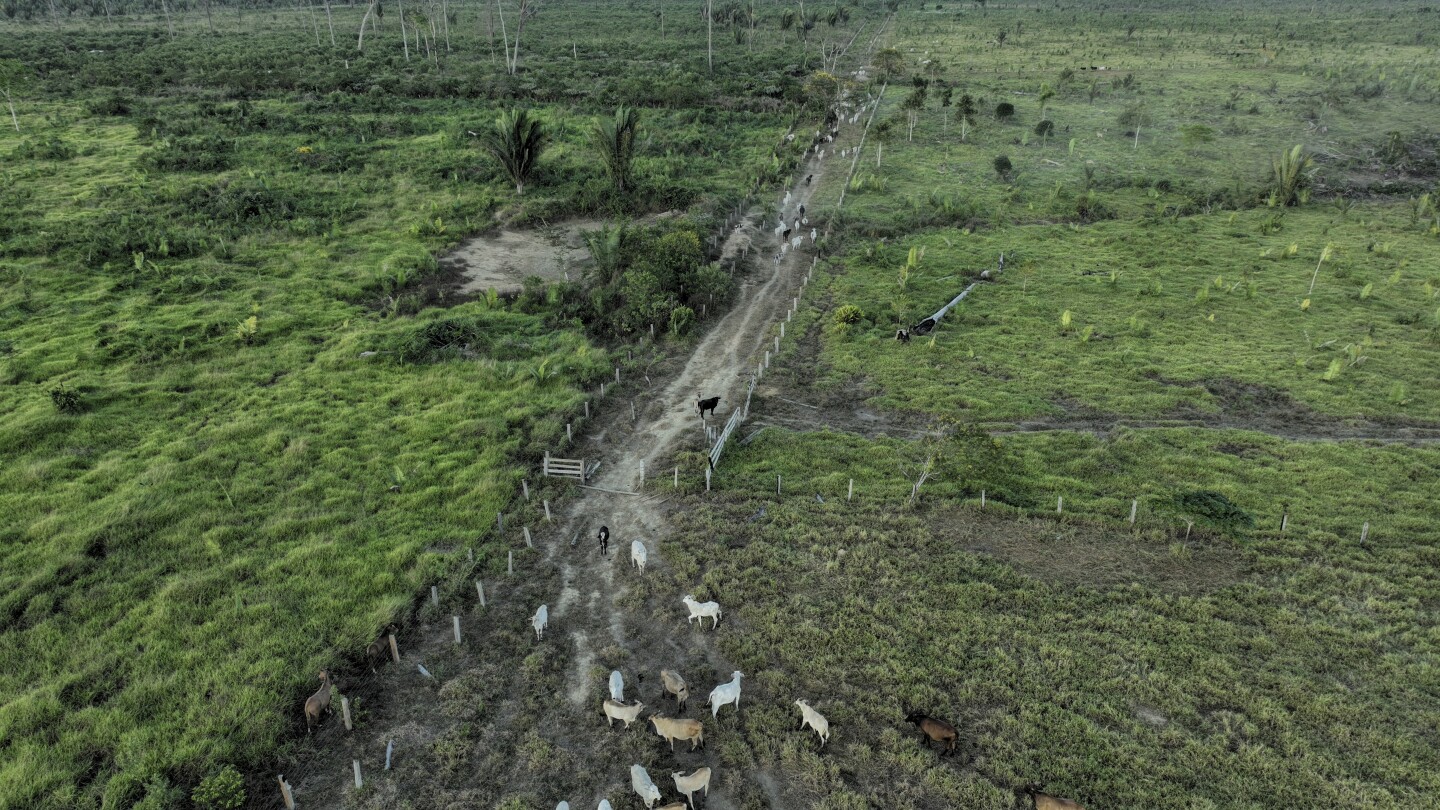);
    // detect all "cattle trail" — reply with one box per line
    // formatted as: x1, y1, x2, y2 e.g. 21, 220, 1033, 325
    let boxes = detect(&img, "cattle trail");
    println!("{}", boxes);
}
285, 15, 894, 809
